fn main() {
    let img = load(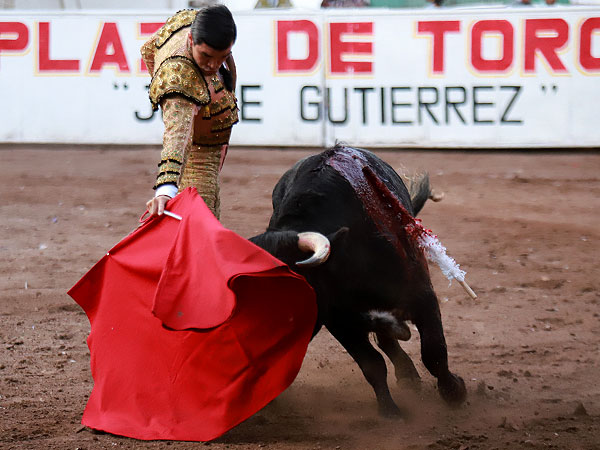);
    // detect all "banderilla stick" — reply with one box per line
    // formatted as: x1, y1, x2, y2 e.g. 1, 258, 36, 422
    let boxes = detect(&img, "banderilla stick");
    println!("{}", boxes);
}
459, 280, 477, 300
